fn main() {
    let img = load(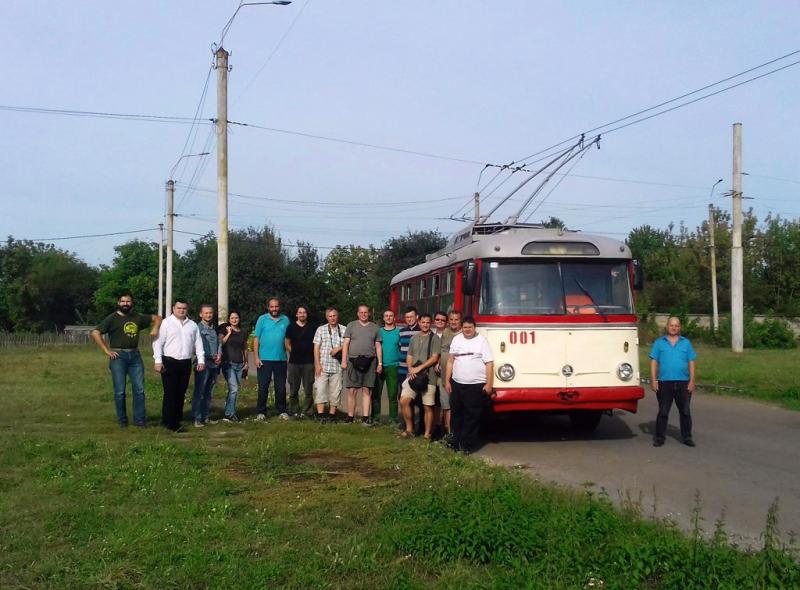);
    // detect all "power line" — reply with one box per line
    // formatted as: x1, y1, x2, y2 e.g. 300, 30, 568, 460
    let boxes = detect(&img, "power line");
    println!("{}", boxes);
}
25, 228, 157, 242
172, 66, 214, 183
233, 0, 313, 105
0, 105, 206, 125
511, 48, 800, 166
